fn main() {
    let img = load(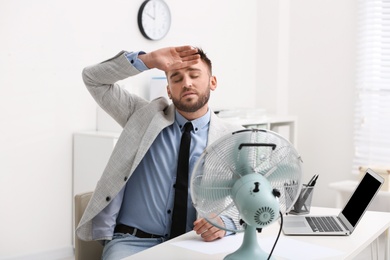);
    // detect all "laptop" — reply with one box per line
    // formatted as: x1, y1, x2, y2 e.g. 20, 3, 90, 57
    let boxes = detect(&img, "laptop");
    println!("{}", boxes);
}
282, 168, 384, 236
